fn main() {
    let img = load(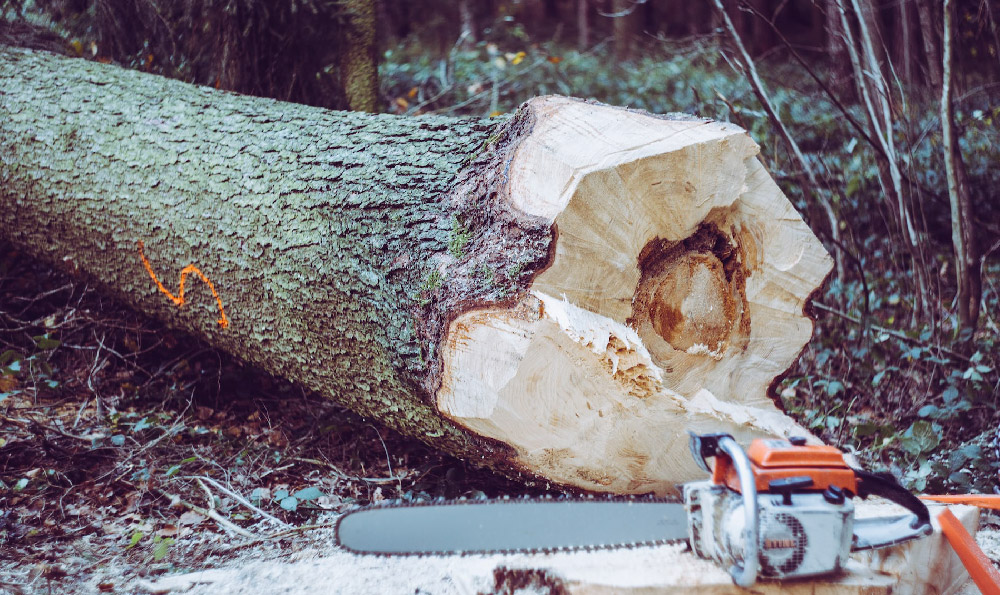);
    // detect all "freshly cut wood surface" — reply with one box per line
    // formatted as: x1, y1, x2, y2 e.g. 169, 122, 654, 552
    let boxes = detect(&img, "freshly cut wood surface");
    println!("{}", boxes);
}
438, 97, 833, 493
